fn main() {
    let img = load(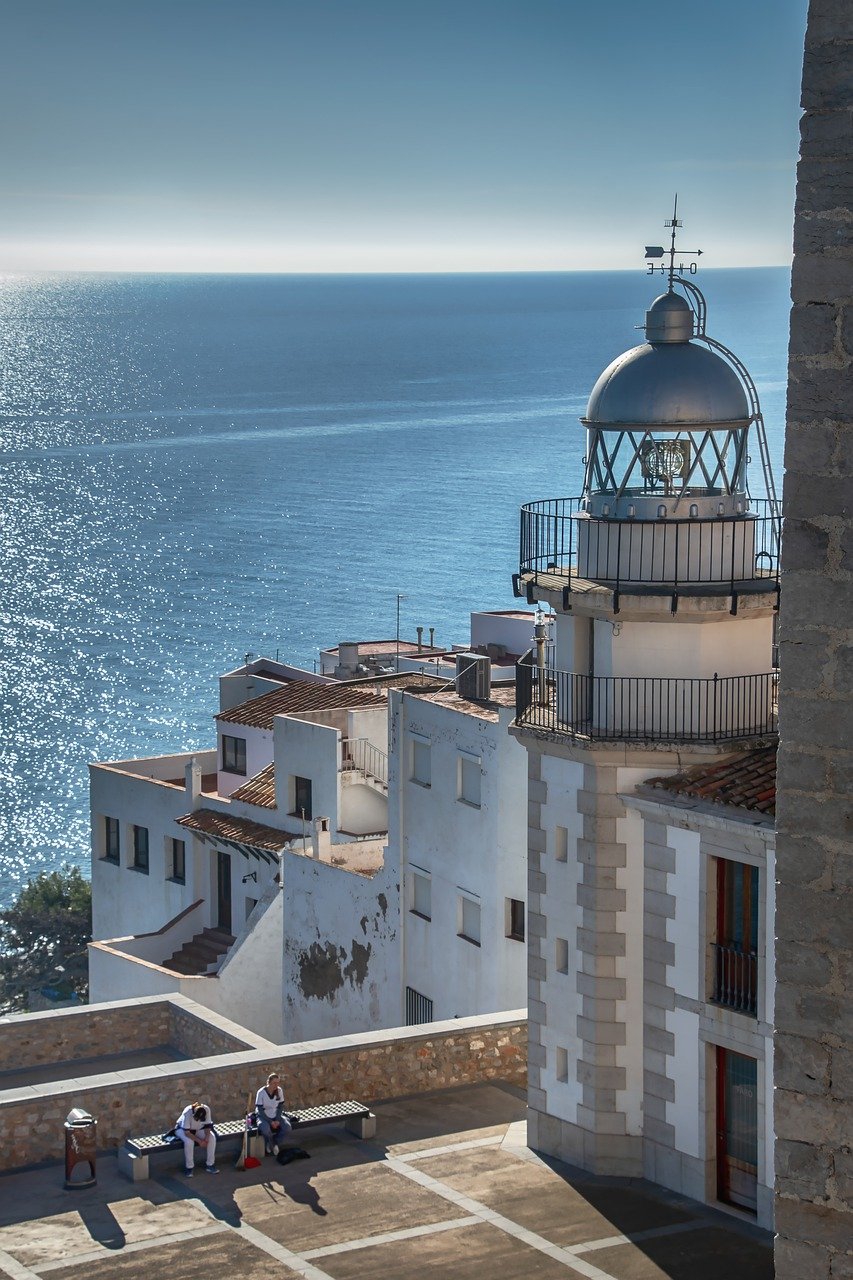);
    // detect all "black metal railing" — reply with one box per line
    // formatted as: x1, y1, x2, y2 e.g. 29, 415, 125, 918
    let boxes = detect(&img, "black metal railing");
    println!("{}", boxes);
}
515, 653, 778, 743
711, 943, 758, 1015
519, 496, 780, 592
